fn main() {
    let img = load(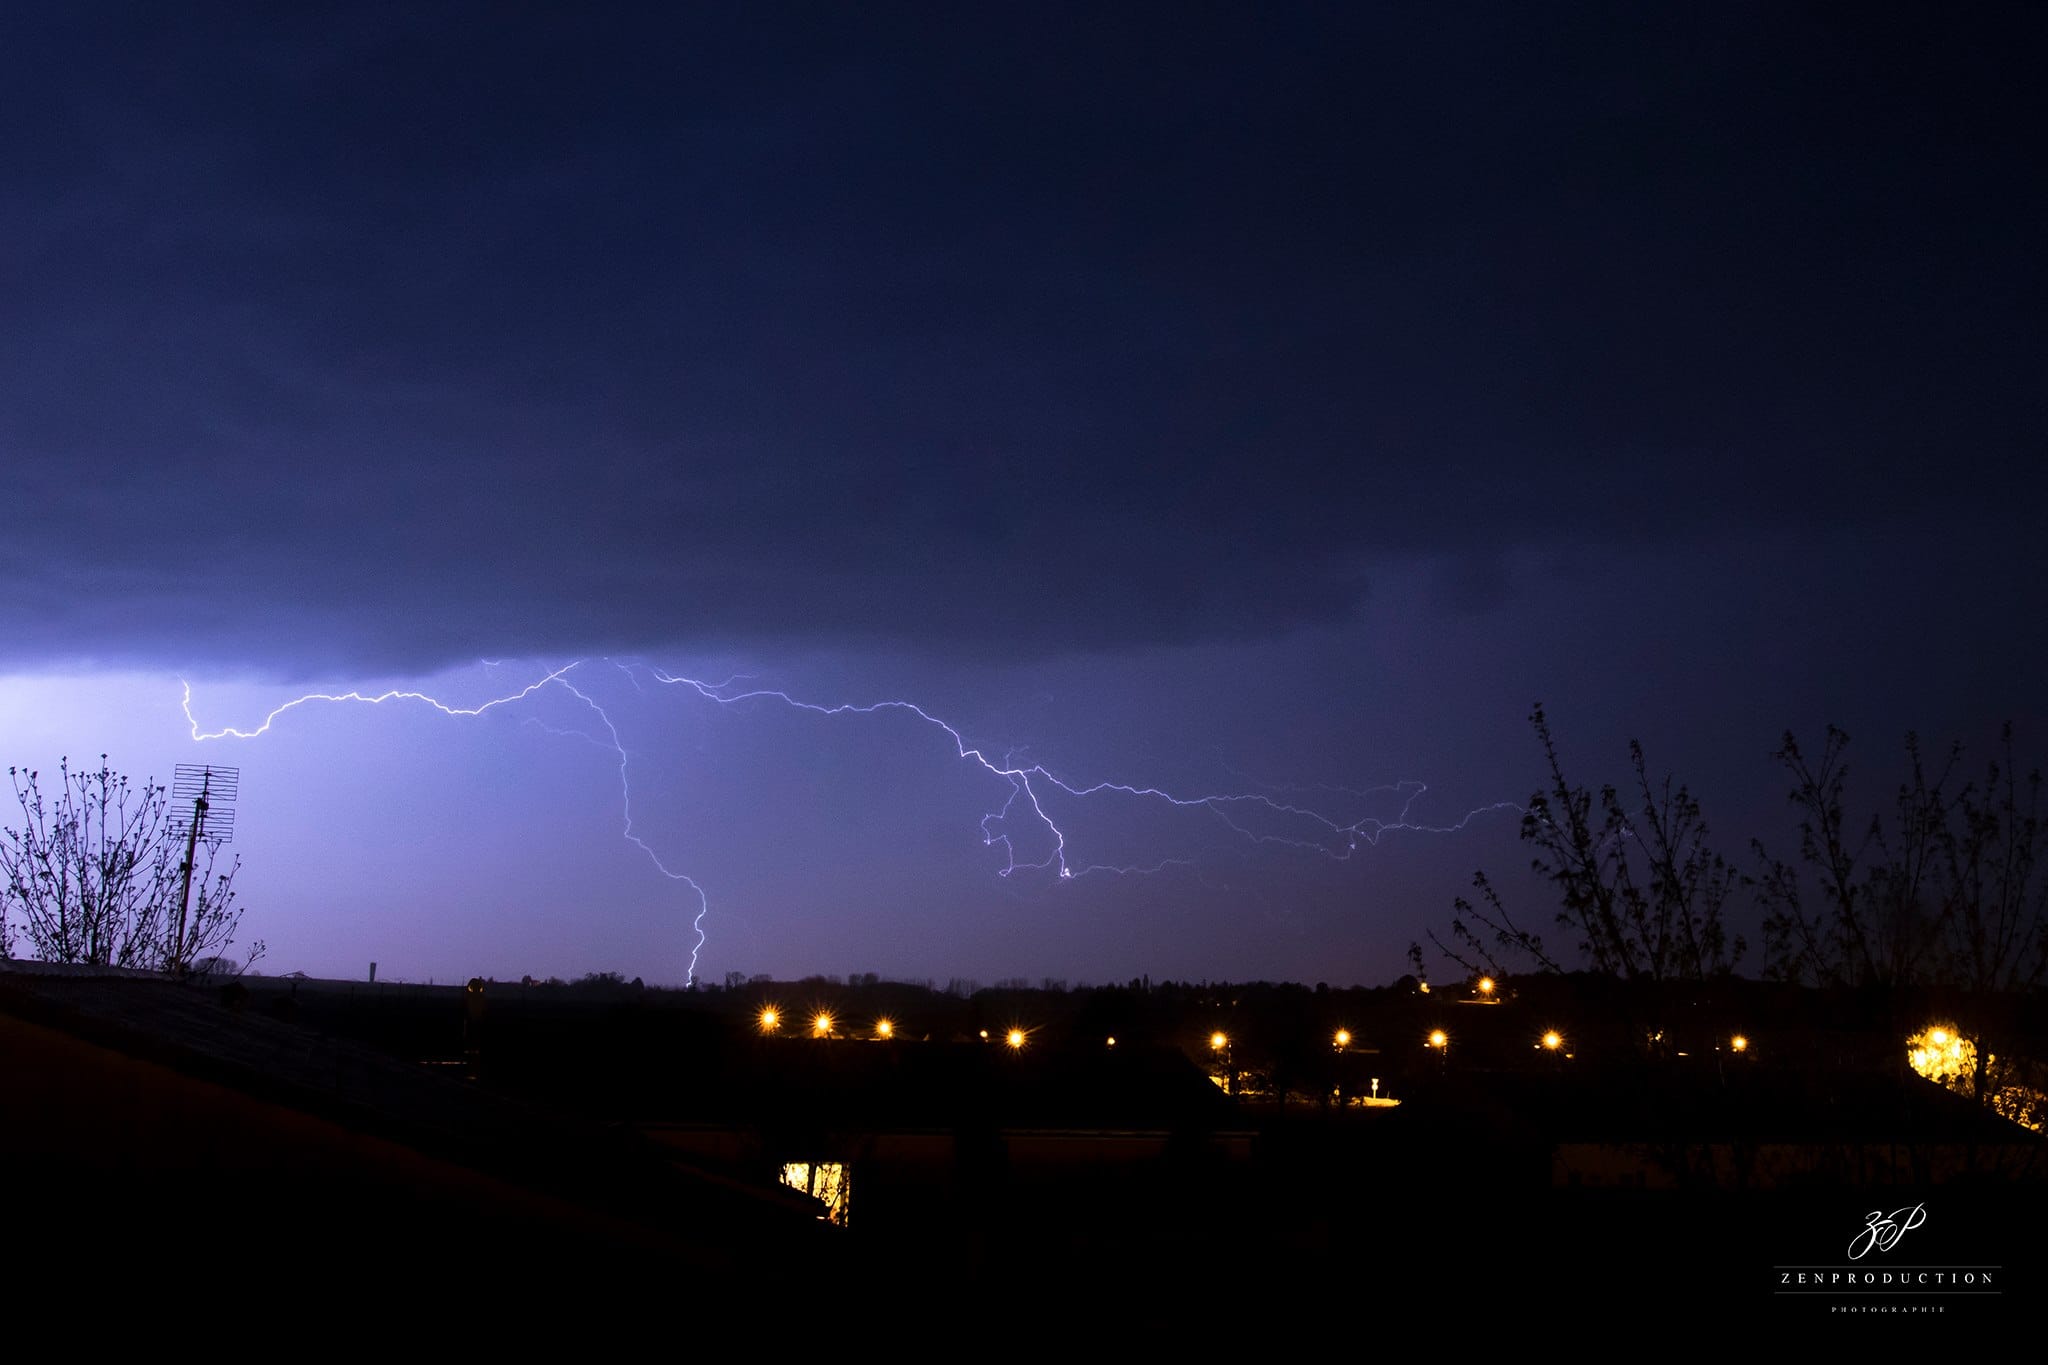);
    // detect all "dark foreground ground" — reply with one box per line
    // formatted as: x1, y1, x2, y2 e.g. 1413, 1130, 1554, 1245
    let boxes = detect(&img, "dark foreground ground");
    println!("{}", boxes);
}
7, 967, 2041, 1339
